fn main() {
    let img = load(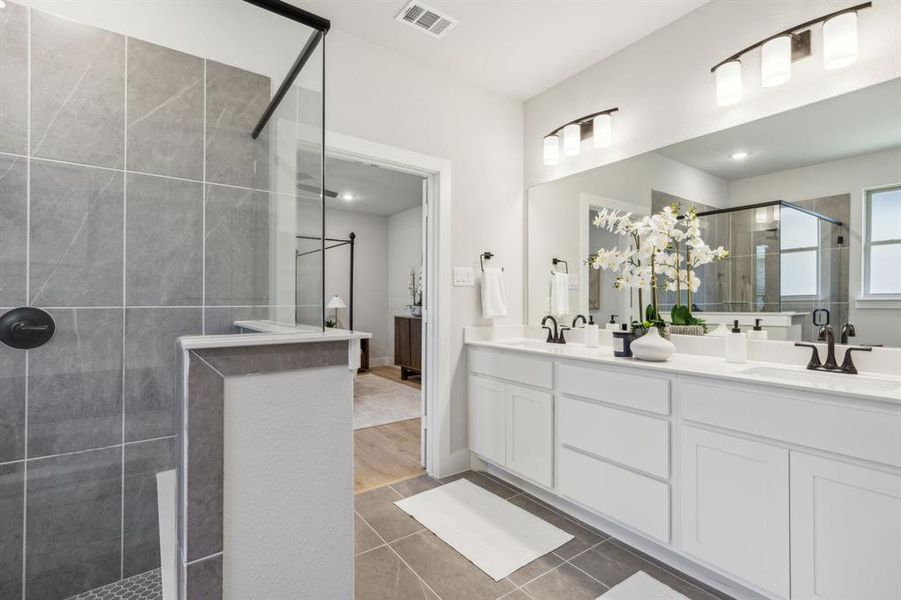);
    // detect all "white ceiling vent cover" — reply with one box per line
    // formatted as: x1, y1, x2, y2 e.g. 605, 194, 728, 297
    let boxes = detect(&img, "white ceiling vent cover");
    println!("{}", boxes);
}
396, 1, 458, 39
